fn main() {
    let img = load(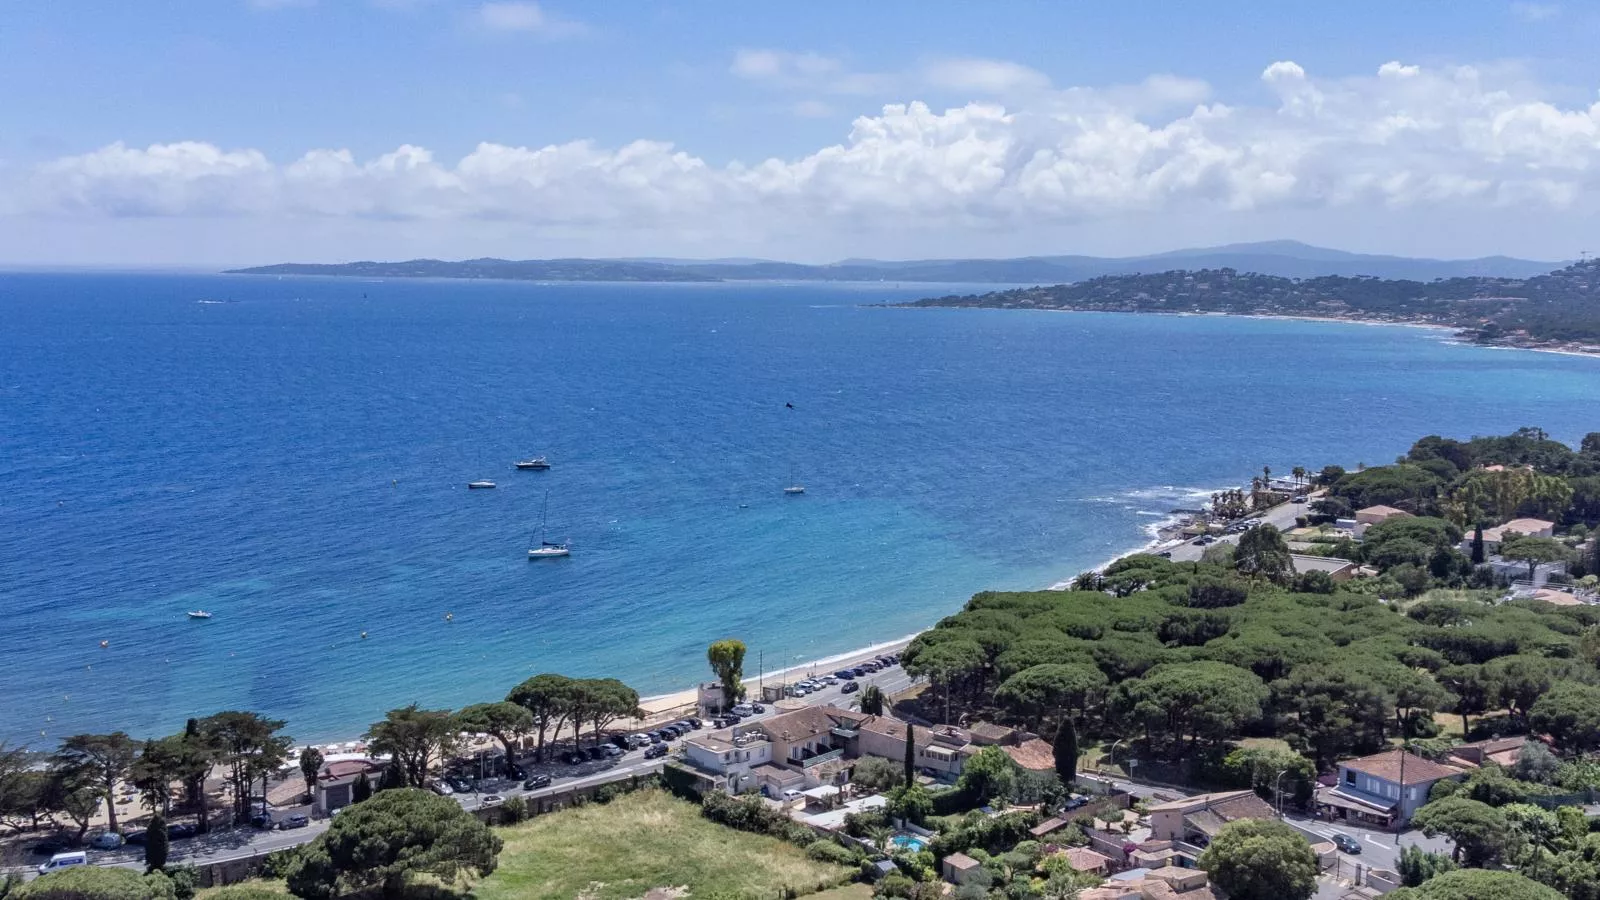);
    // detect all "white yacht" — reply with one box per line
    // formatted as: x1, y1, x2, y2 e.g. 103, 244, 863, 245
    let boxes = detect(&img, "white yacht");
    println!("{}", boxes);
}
468, 480, 497, 489
528, 491, 570, 559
